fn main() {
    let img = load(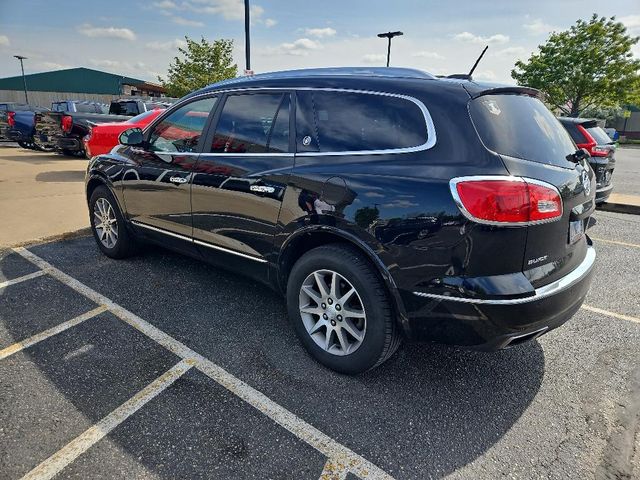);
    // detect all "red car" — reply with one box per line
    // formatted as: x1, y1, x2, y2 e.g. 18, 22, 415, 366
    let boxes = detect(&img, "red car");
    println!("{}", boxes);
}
83, 109, 165, 157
